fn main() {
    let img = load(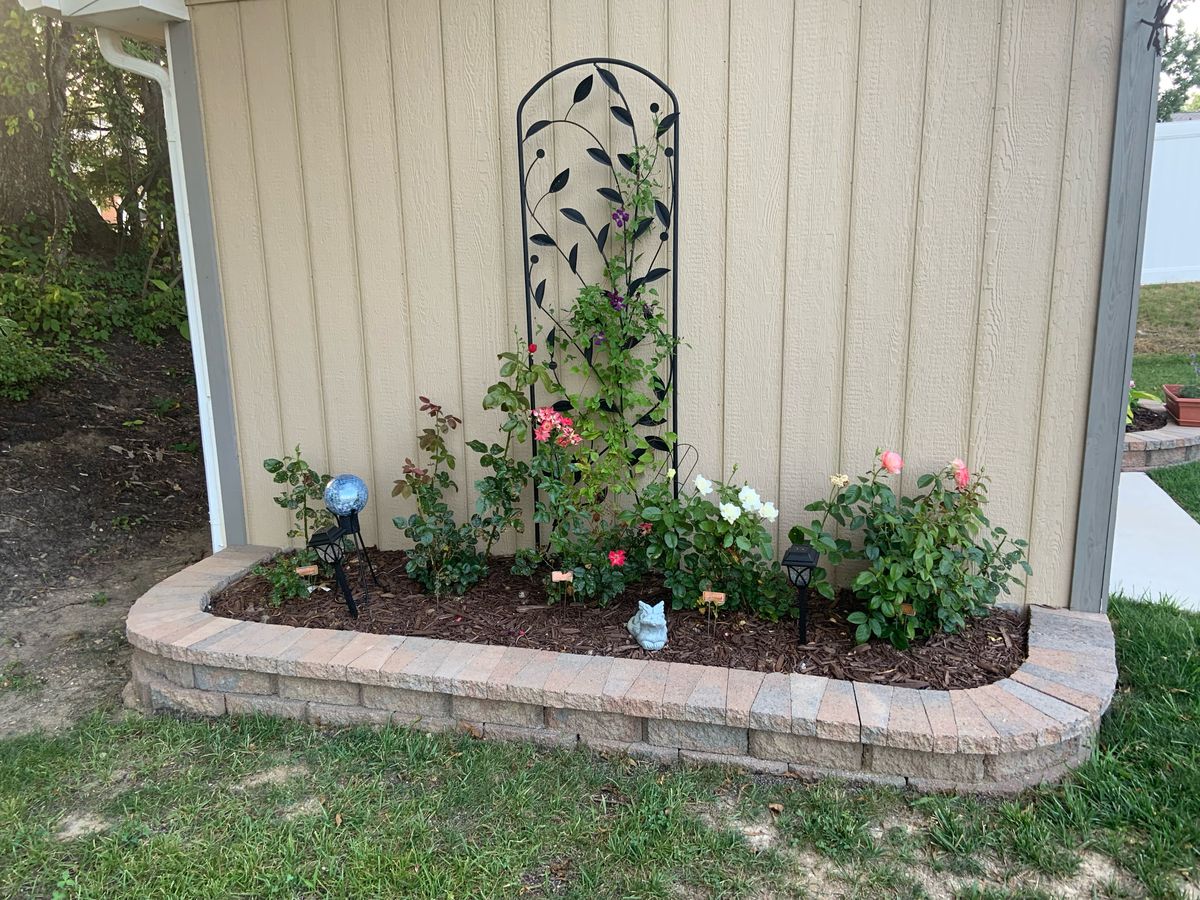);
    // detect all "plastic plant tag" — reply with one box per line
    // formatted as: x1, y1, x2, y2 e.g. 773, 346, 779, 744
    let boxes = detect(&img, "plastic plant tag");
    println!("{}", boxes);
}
700, 590, 726, 607
551, 570, 574, 583
295, 565, 319, 577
